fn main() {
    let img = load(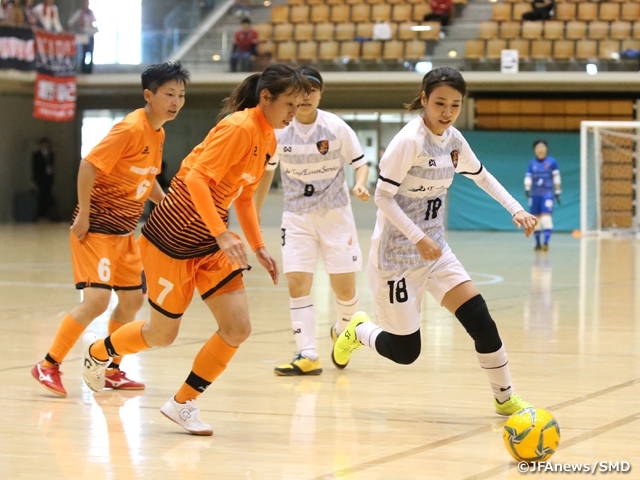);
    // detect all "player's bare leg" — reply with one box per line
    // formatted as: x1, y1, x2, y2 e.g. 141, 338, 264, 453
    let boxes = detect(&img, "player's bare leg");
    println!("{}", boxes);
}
163, 289, 250, 435
32, 287, 111, 396
274, 272, 323, 376
104, 289, 146, 390
442, 281, 533, 415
